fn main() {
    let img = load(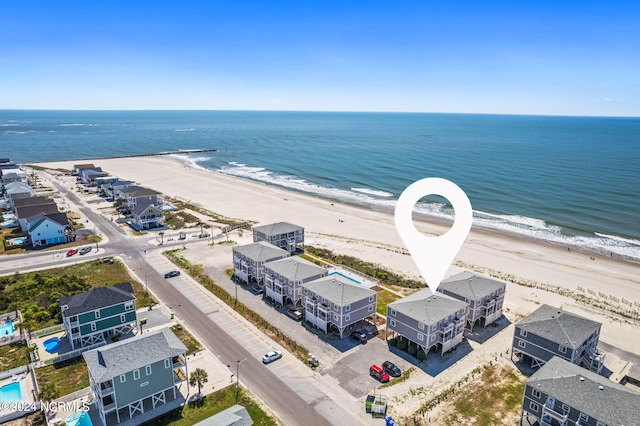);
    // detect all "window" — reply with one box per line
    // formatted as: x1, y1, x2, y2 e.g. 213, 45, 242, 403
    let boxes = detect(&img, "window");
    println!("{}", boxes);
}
529, 402, 539, 412
91, 323, 97, 332
120, 314, 126, 323
561, 404, 570, 415
165, 359, 171, 369
390, 319, 396, 327
345, 314, 350, 322
558, 345, 567, 353
368, 295, 374, 302
531, 389, 541, 399
120, 374, 126, 383
95, 310, 101, 319
333, 314, 338, 321
518, 340, 526, 348
145, 365, 152, 376
417, 333, 424, 341
418, 322, 425, 330
345, 305, 351, 312
520, 328, 527, 337
125, 301, 134, 311
579, 413, 589, 422
390, 309, 396, 317
368, 306, 374, 312
431, 324, 437, 332
431, 334, 436, 342
133, 369, 140, 380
